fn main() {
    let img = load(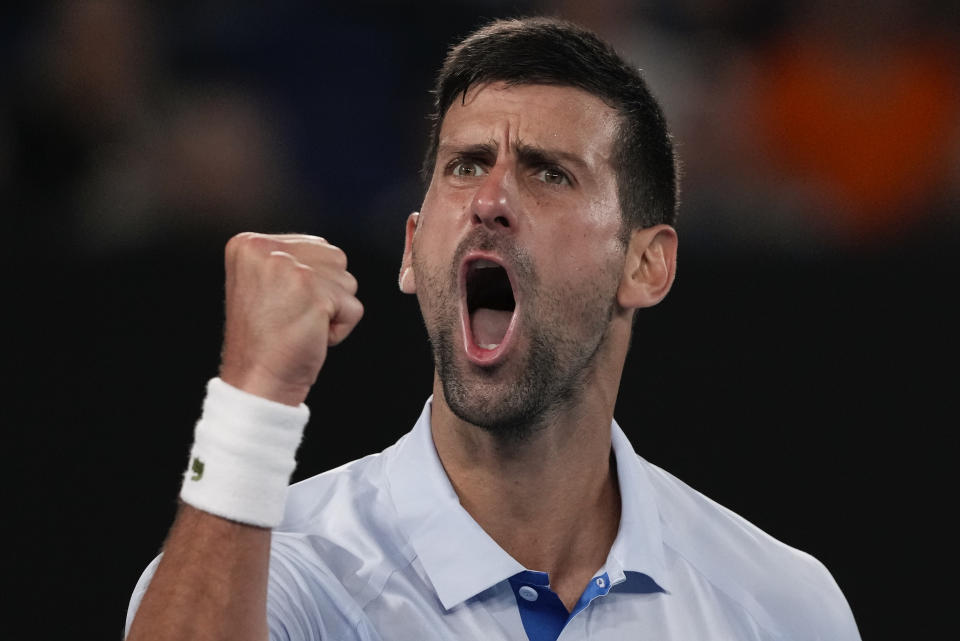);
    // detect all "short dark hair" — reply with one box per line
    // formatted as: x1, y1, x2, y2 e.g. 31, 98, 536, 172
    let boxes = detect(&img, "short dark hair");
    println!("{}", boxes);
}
421, 16, 679, 233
